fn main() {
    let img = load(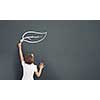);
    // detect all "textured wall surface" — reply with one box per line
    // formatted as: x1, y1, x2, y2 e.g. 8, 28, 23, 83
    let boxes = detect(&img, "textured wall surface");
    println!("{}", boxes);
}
0, 20, 100, 80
